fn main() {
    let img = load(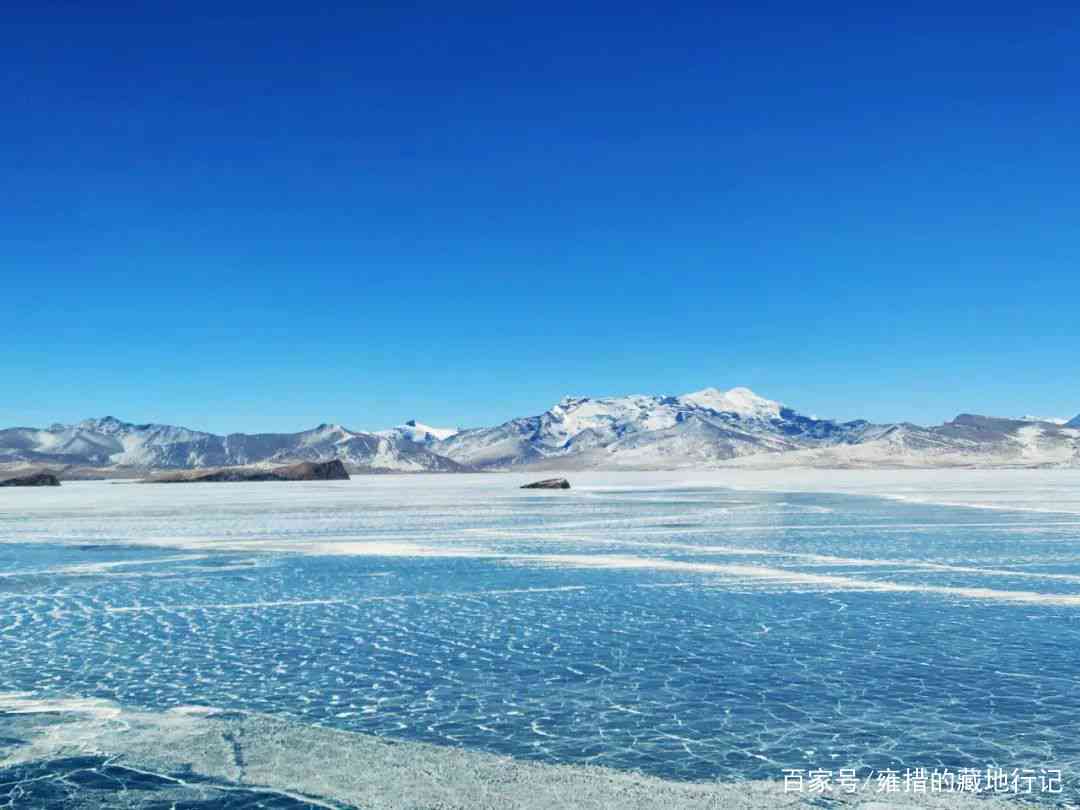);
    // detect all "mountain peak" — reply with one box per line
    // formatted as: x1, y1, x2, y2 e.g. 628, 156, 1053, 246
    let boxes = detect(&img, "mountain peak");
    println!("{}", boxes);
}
1067, 414, 1080, 428
678, 386, 782, 419
77, 415, 131, 433
312, 422, 348, 433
